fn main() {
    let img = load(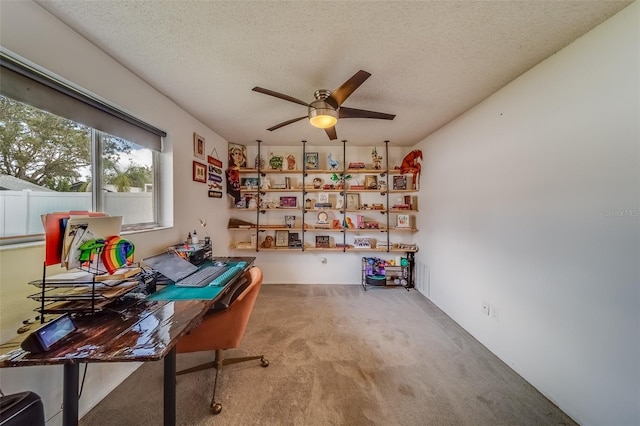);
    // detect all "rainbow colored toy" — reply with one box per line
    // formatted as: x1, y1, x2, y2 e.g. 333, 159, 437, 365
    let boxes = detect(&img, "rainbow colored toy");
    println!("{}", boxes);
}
101, 236, 134, 274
